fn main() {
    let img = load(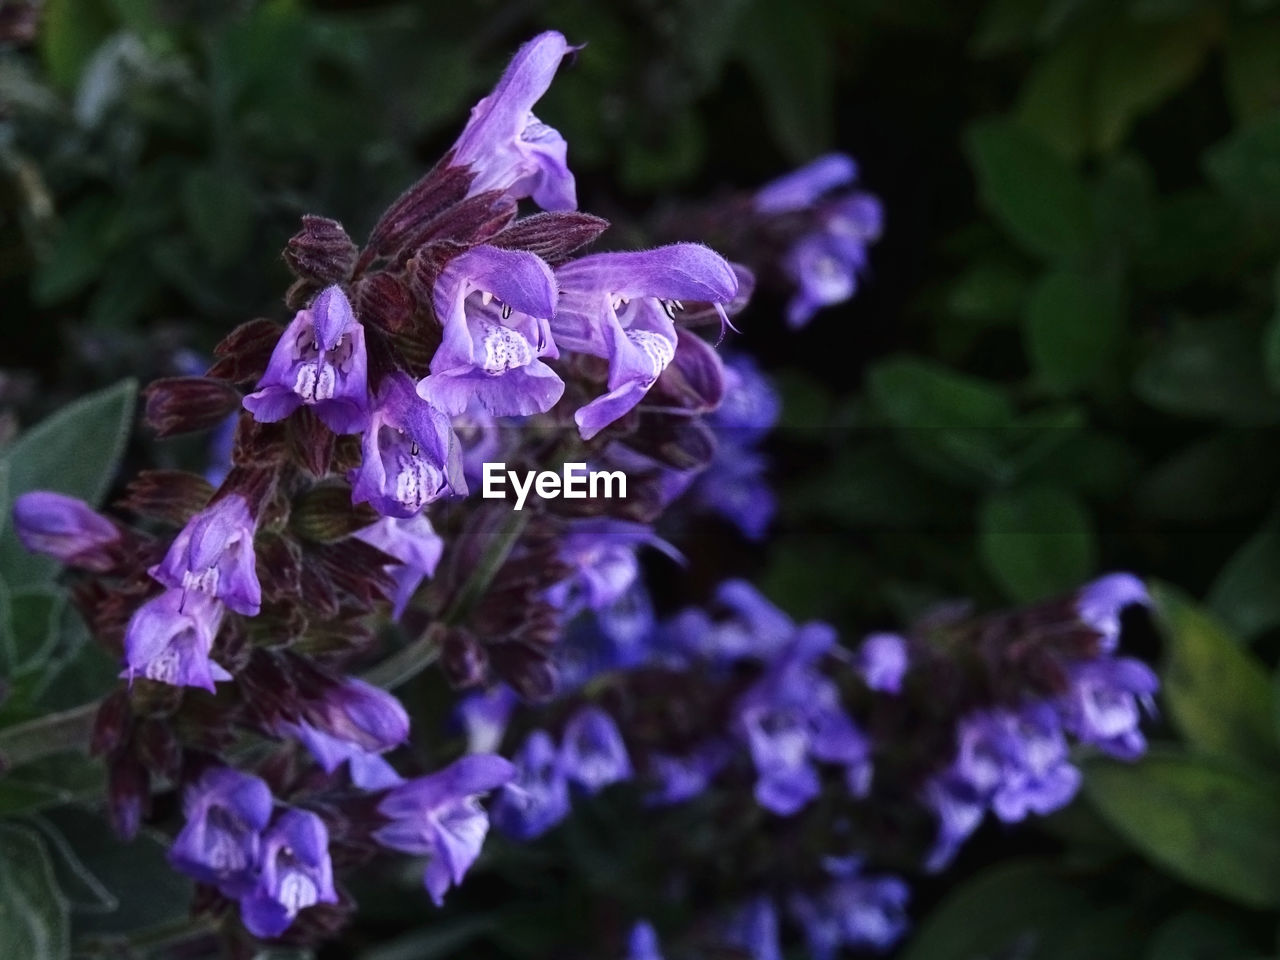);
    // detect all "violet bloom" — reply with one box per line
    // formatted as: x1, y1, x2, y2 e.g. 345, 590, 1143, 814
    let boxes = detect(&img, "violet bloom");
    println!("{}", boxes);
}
418, 245, 562, 417
553, 245, 738, 439
645, 744, 728, 806
735, 624, 872, 815
1060, 657, 1159, 760
244, 285, 369, 433
685, 445, 775, 541
122, 589, 230, 692
559, 706, 632, 793
628, 921, 664, 960
857, 633, 909, 694
492, 730, 571, 840
721, 897, 783, 960
374, 754, 516, 905
304, 676, 411, 755
281, 720, 403, 791
754, 154, 882, 328
355, 514, 445, 619
457, 685, 519, 755
149, 494, 261, 616
665, 579, 794, 664
451, 31, 577, 210
922, 775, 986, 873
1075, 572, 1151, 651
169, 767, 273, 897
239, 809, 338, 938
712, 353, 780, 442
12, 491, 119, 570
789, 867, 910, 958
546, 520, 680, 617
351, 373, 466, 518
